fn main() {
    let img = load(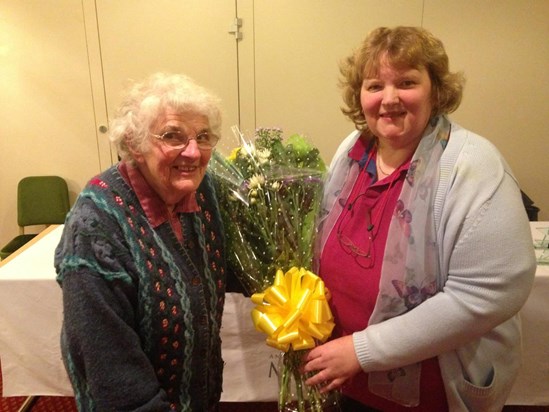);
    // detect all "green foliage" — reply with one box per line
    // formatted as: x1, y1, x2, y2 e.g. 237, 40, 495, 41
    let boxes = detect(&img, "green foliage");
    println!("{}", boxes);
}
208, 127, 326, 295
